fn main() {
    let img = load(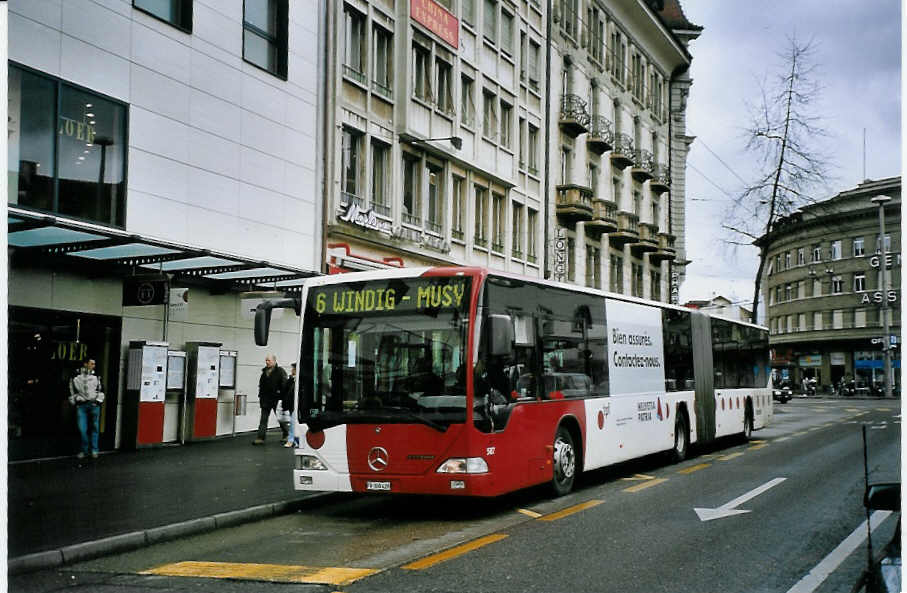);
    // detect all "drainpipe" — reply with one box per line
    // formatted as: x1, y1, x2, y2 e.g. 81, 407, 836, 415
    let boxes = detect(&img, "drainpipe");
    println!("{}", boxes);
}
667, 63, 689, 303
543, 0, 553, 279
318, 0, 334, 276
